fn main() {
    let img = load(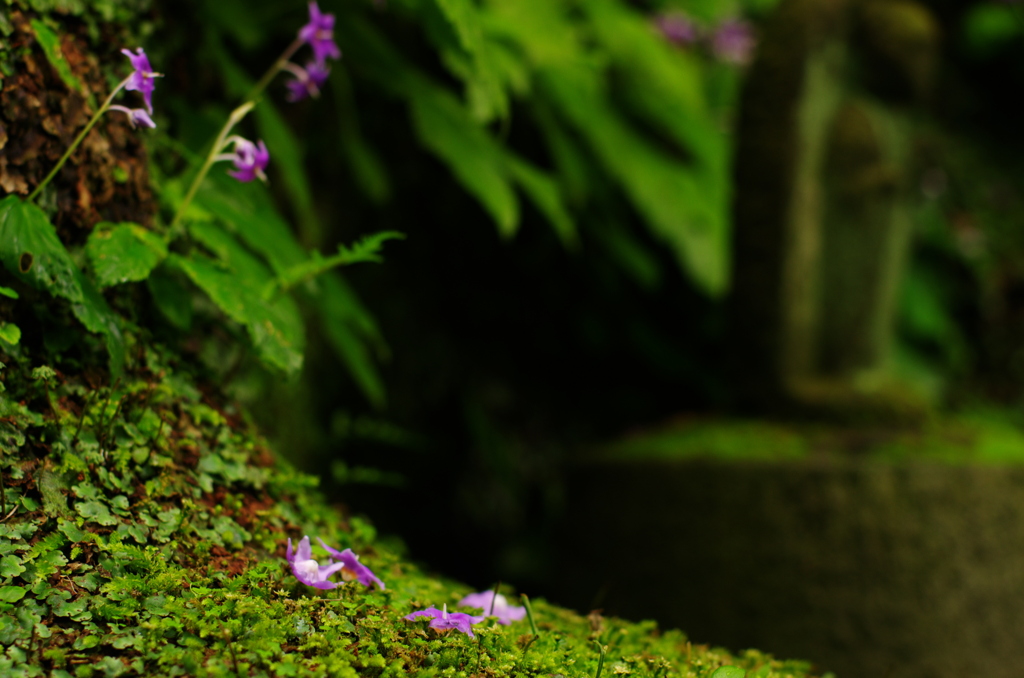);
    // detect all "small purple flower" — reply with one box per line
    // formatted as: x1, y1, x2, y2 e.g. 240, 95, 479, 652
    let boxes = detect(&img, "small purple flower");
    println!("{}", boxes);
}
458, 591, 527, 626
286, 61, 331, 102
287, 536, 346, 589
405, 604, 485, 638
654, 12, 699, 46
710, 19, 756, 65
108, 105, 156, 129
228, 138, 270, 183
298, 2, 342, 66
120, 47, 161, 114
316, 538, 385, 590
